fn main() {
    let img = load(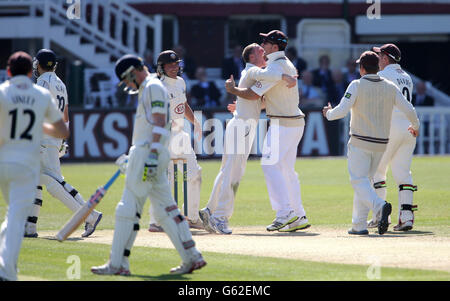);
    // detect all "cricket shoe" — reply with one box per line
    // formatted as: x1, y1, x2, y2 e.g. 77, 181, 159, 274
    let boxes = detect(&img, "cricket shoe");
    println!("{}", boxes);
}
170, 254, 207, 275
188, 219, 204, 230
148, 223, 164, 232
367, 215, 391, 228
91, 262, 130, 276
199, 207, 215, 233
393, 220, 414, 231
82, 212, 103, 237
378, 202, 392, 235
210, 216, 232, 235
24, 232, 38, 238
266, 211, 299, 232
348, 228, 369, 235
278, 216, 310, 232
